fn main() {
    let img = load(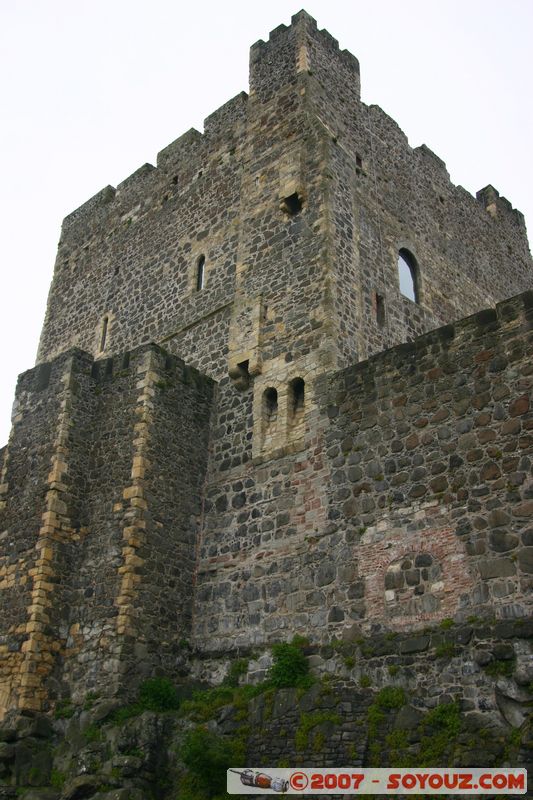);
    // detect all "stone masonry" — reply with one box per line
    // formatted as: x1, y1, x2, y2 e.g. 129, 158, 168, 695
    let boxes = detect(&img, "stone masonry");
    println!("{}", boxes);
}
1, 10, 532, 722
